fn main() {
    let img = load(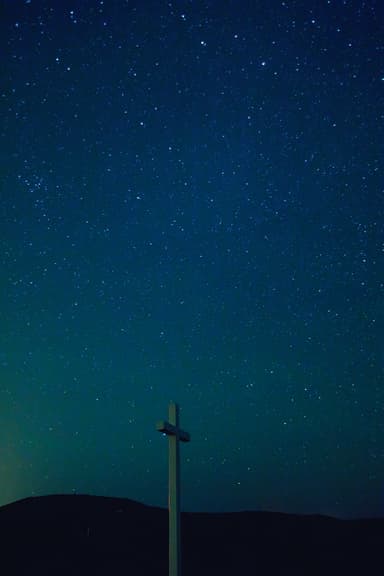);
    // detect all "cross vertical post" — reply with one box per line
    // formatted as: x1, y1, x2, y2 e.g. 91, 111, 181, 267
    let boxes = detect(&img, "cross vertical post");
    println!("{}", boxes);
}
157, 402, 190, 576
